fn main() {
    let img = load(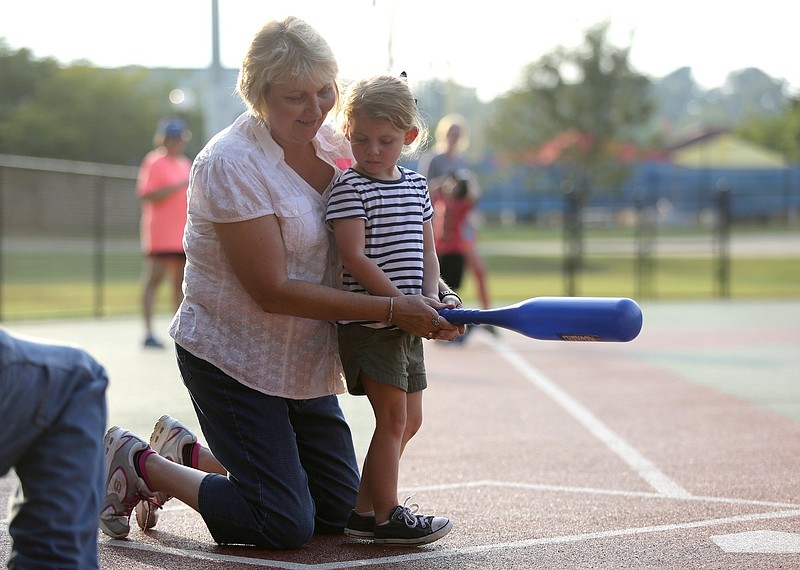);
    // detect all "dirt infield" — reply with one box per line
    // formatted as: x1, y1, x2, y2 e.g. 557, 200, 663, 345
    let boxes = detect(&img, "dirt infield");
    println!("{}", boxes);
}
2, 300, 799, 569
